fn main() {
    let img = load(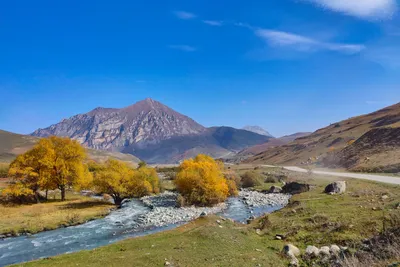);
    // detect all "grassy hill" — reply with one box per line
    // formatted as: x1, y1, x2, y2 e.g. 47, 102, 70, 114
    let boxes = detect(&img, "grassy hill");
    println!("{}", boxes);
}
0, 130, 140, 164
246, 102, 400, 172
